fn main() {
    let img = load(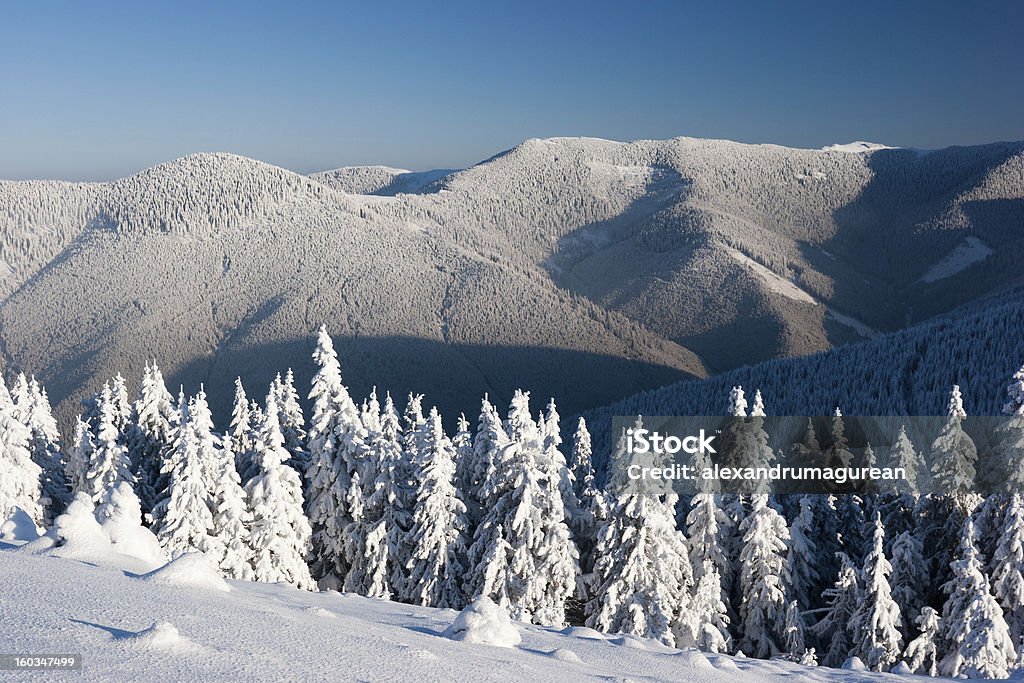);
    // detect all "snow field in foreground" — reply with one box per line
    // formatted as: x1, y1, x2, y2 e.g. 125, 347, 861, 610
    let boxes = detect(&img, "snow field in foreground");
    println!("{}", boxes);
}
0, 547, 916, 682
